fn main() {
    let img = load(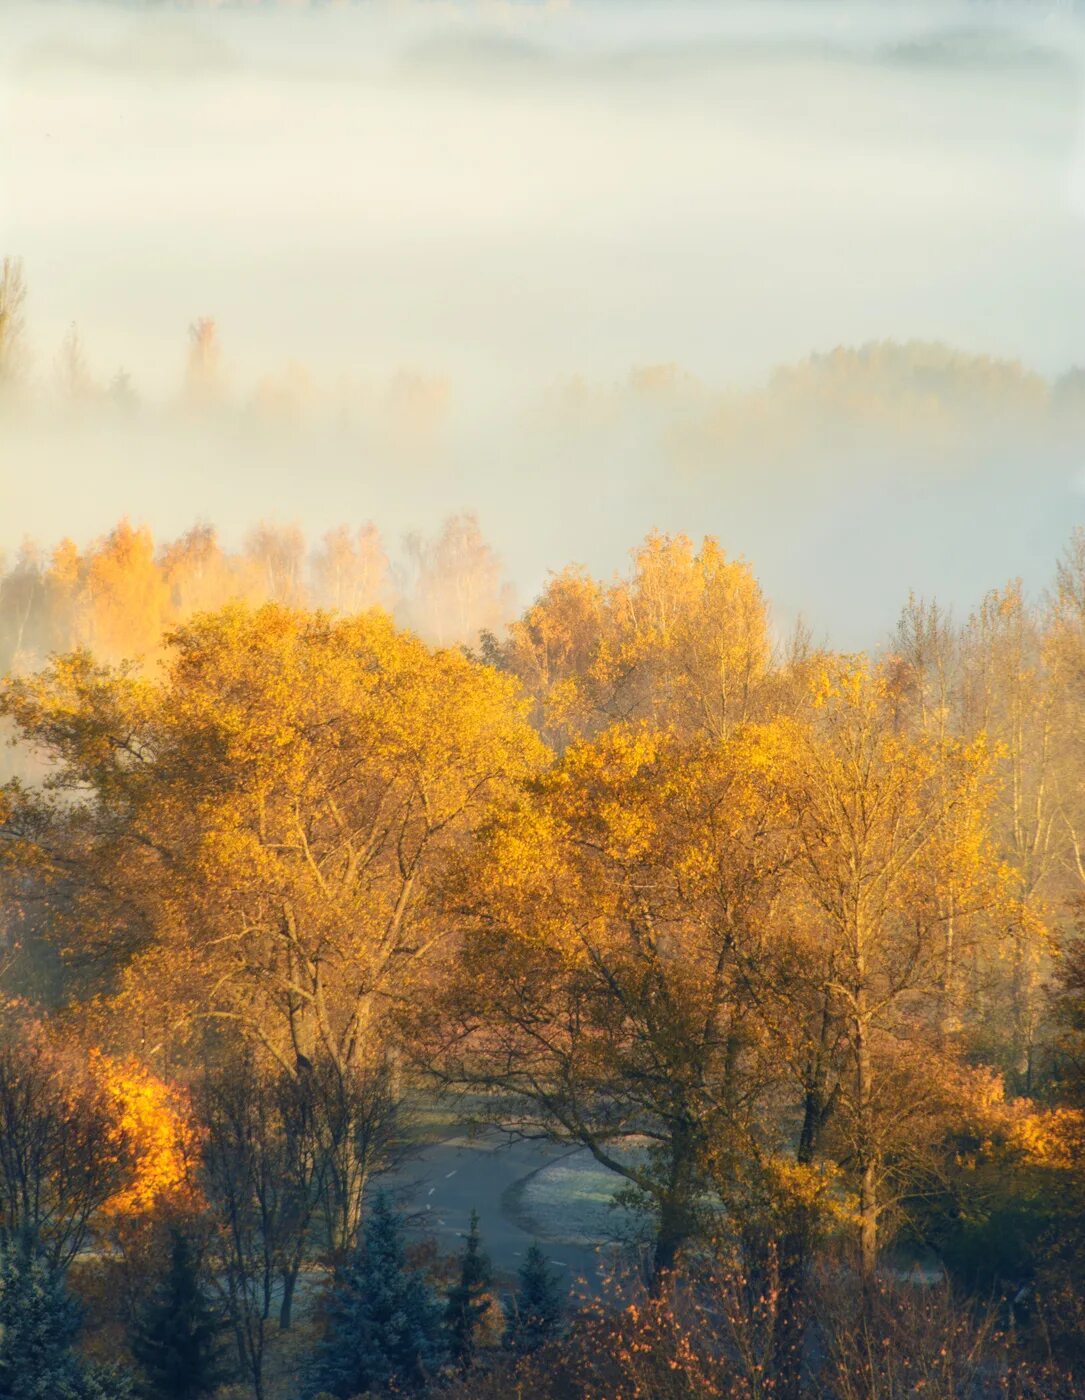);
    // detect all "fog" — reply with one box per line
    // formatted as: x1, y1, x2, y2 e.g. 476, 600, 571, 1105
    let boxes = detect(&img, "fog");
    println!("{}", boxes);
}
2, 0, 1085, 646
